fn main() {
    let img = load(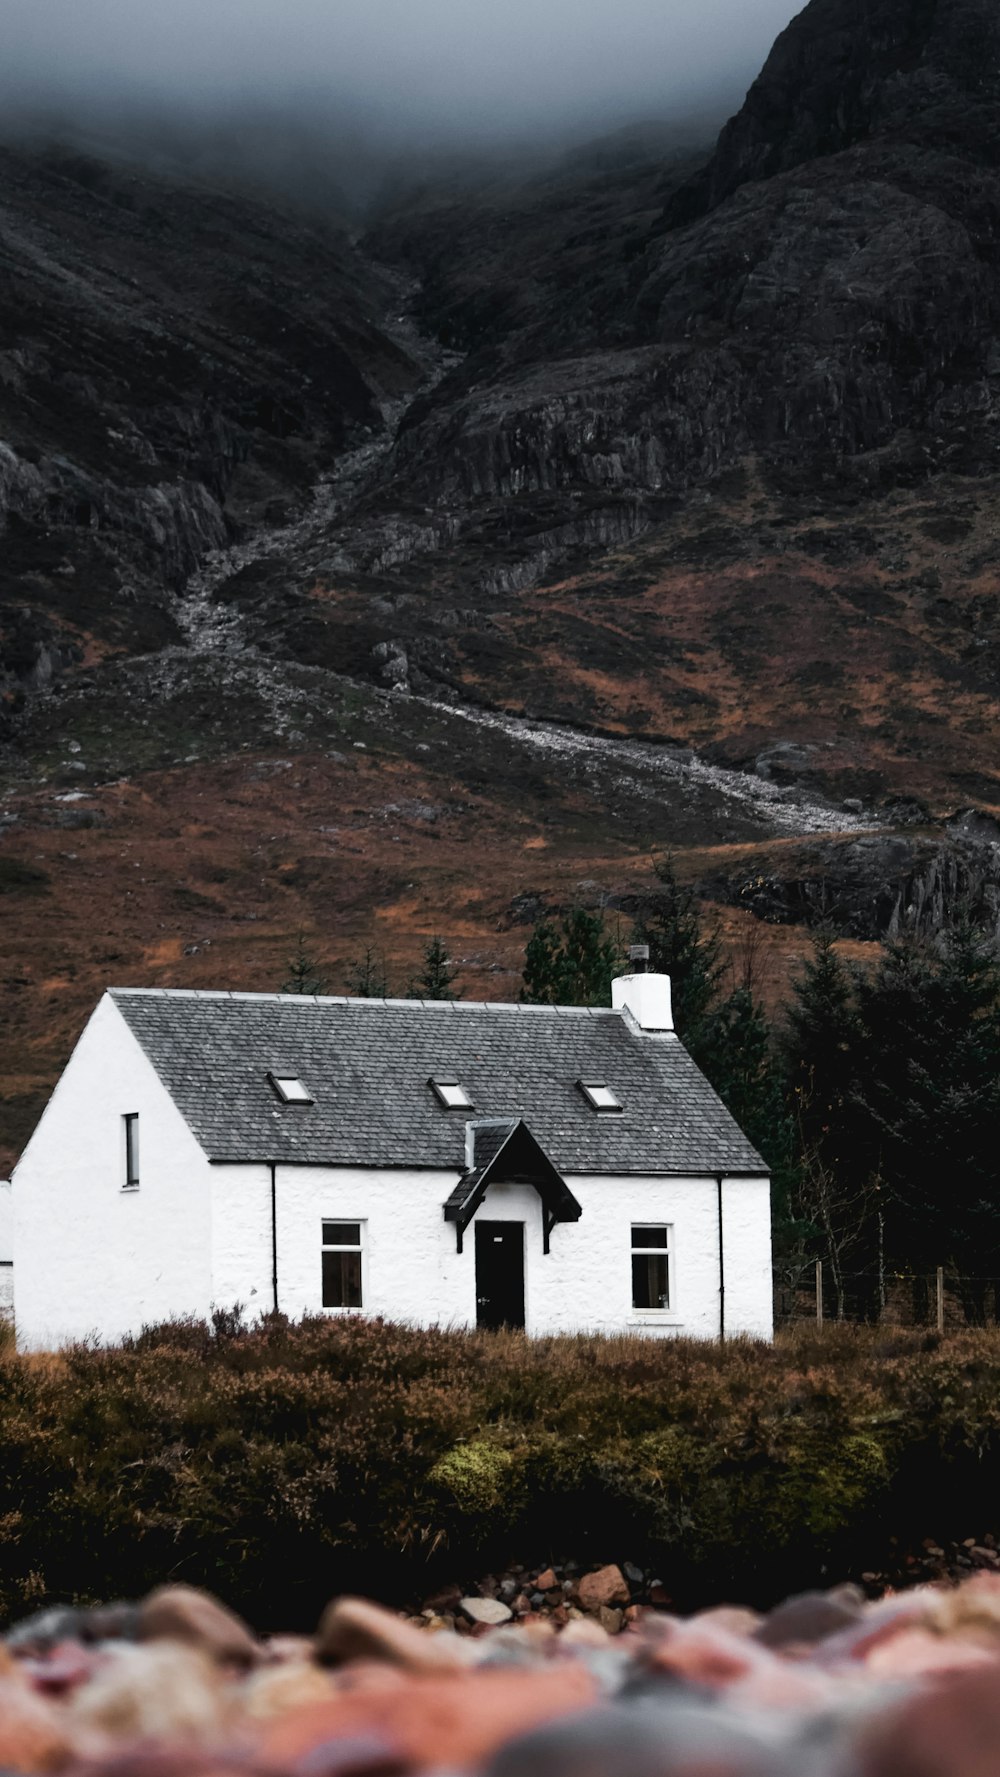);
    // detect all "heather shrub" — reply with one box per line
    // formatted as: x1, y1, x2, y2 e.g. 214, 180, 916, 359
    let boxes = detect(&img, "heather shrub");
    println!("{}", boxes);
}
3, 1319, 1000, 1623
